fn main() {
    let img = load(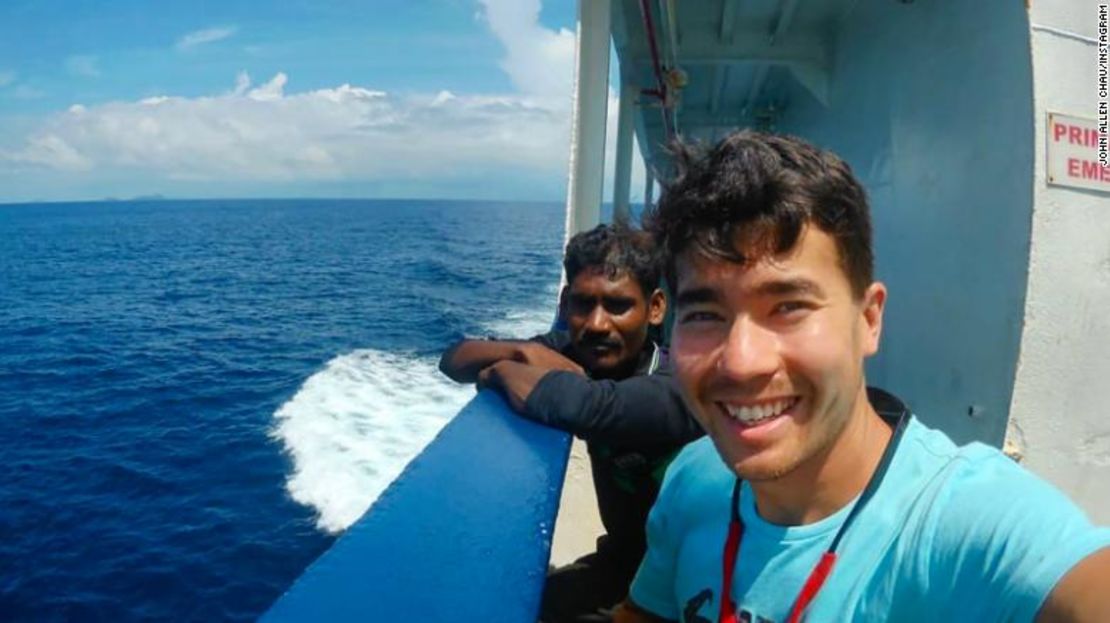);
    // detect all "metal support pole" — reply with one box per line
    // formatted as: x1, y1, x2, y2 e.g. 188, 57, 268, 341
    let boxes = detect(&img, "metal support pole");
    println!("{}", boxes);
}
564, 0, 612, 244
612, 82, 635, 224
